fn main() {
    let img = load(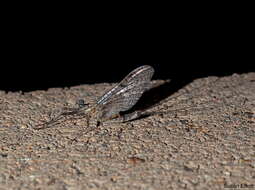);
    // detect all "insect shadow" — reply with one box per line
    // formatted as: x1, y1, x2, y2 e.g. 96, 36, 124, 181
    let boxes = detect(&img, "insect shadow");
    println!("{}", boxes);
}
120, 77, 195, 121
